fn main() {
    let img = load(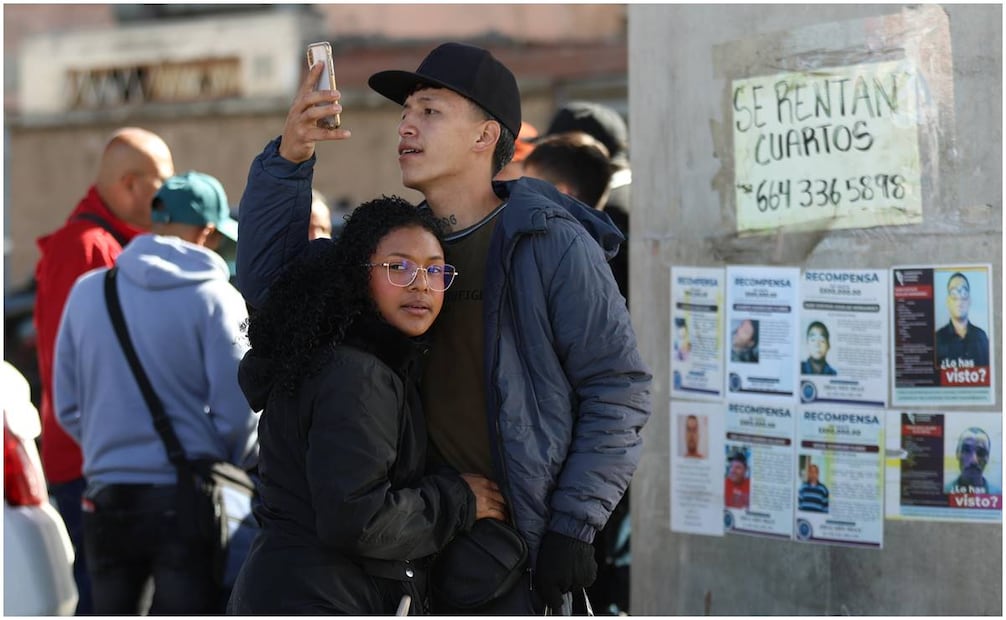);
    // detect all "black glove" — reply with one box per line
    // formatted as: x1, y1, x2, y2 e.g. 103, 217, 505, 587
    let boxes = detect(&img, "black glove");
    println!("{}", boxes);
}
533, 531, 598, 611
